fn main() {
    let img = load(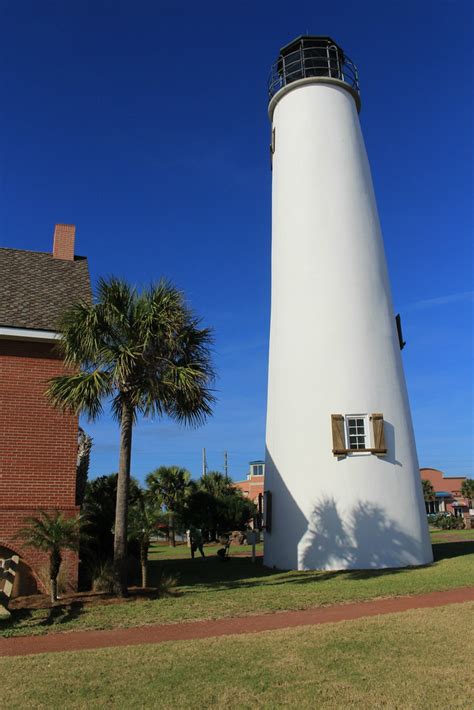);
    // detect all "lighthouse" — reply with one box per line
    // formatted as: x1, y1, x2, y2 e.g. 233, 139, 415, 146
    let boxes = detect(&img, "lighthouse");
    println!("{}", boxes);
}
263, 36, 432, 571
